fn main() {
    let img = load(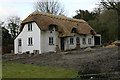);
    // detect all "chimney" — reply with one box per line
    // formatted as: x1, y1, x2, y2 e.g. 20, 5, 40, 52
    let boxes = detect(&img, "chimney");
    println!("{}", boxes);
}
48, 10, 50, 13
81, 12, 84, 19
